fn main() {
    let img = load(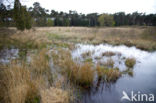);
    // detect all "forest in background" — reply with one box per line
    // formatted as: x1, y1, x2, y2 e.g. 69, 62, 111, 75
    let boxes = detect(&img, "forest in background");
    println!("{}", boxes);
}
0, 1, 156, 28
